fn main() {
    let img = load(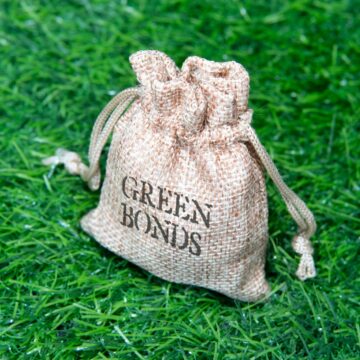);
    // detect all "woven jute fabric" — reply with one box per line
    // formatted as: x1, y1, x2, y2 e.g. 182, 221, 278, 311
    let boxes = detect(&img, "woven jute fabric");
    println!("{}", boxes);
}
43, 50, 317, 302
